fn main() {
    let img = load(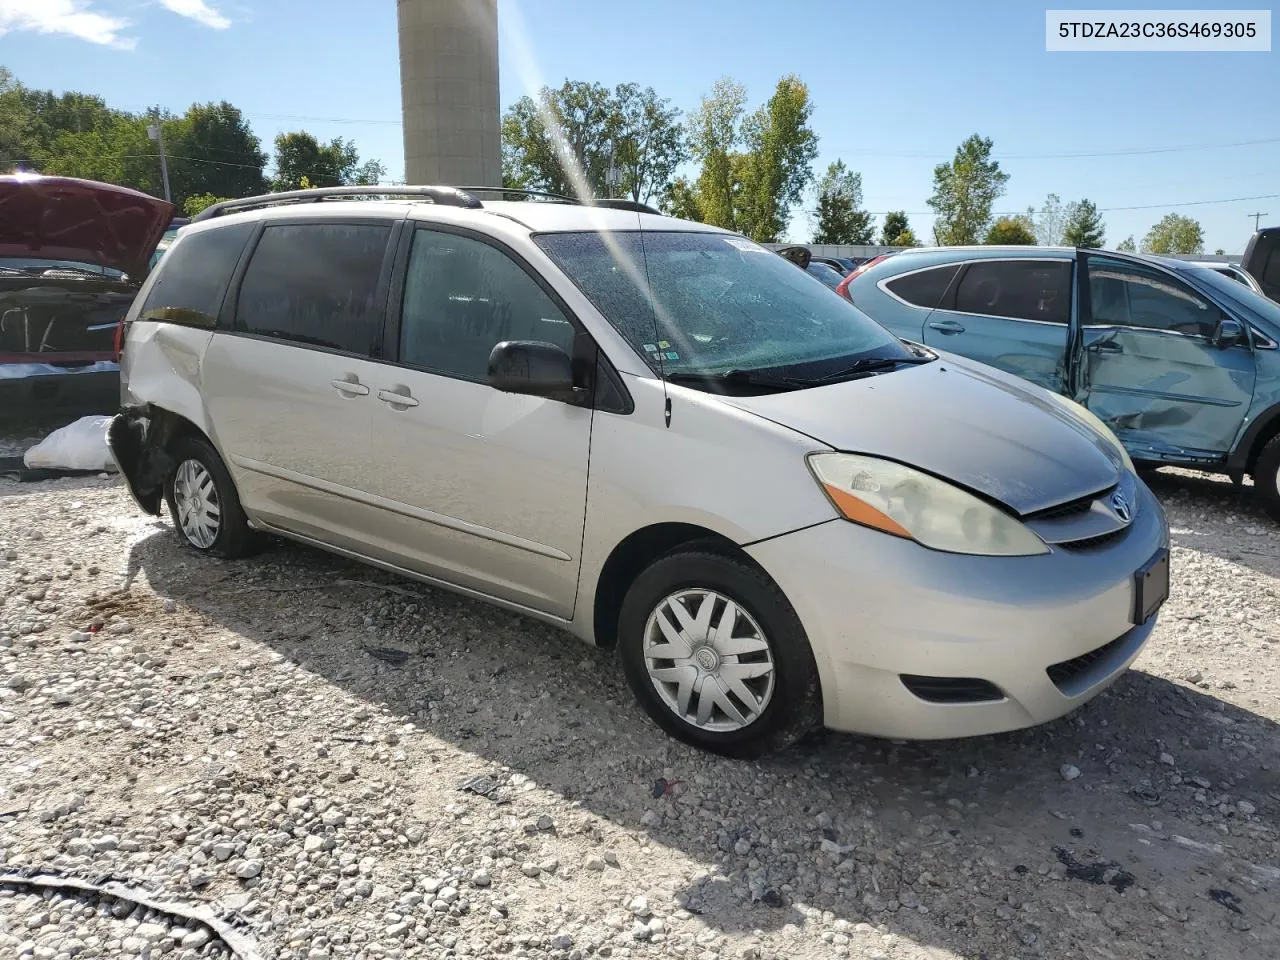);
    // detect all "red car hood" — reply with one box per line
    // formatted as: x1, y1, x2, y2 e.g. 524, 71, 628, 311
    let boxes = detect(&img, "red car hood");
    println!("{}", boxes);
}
0, 174, 174, 277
